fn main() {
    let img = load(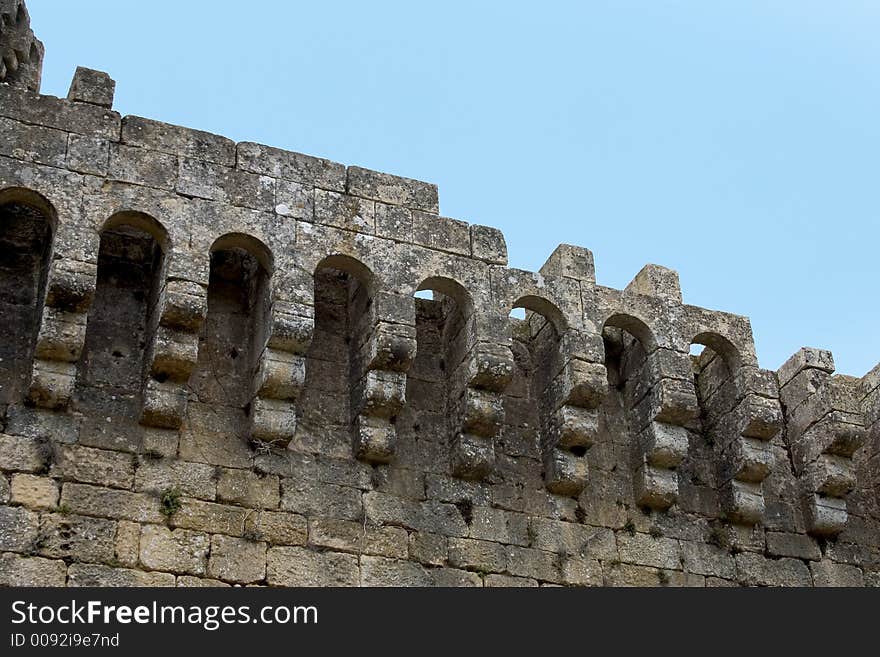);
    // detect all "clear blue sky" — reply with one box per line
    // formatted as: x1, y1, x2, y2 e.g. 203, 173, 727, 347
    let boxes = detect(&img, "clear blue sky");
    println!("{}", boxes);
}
29, 1, 879, 377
